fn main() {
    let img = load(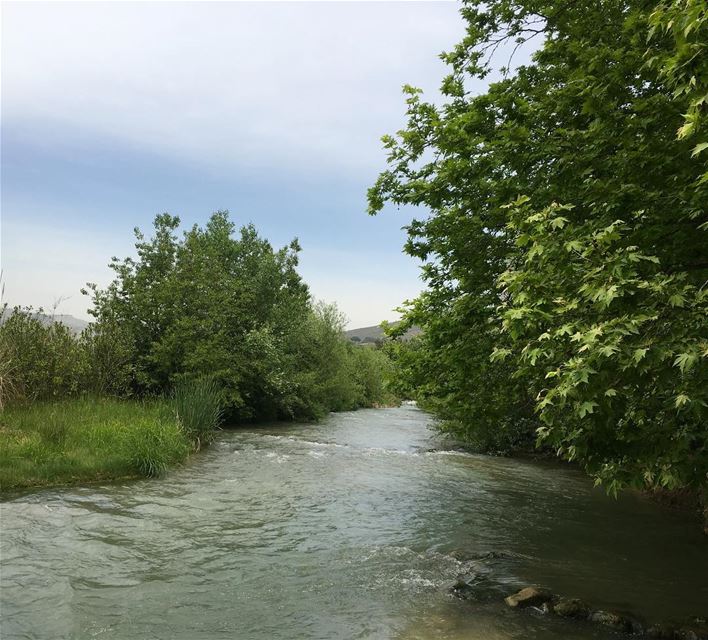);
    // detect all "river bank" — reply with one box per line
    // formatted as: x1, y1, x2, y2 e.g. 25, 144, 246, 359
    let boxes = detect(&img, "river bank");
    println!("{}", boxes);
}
0, 398, 190, 491
0, 393, 394, 492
